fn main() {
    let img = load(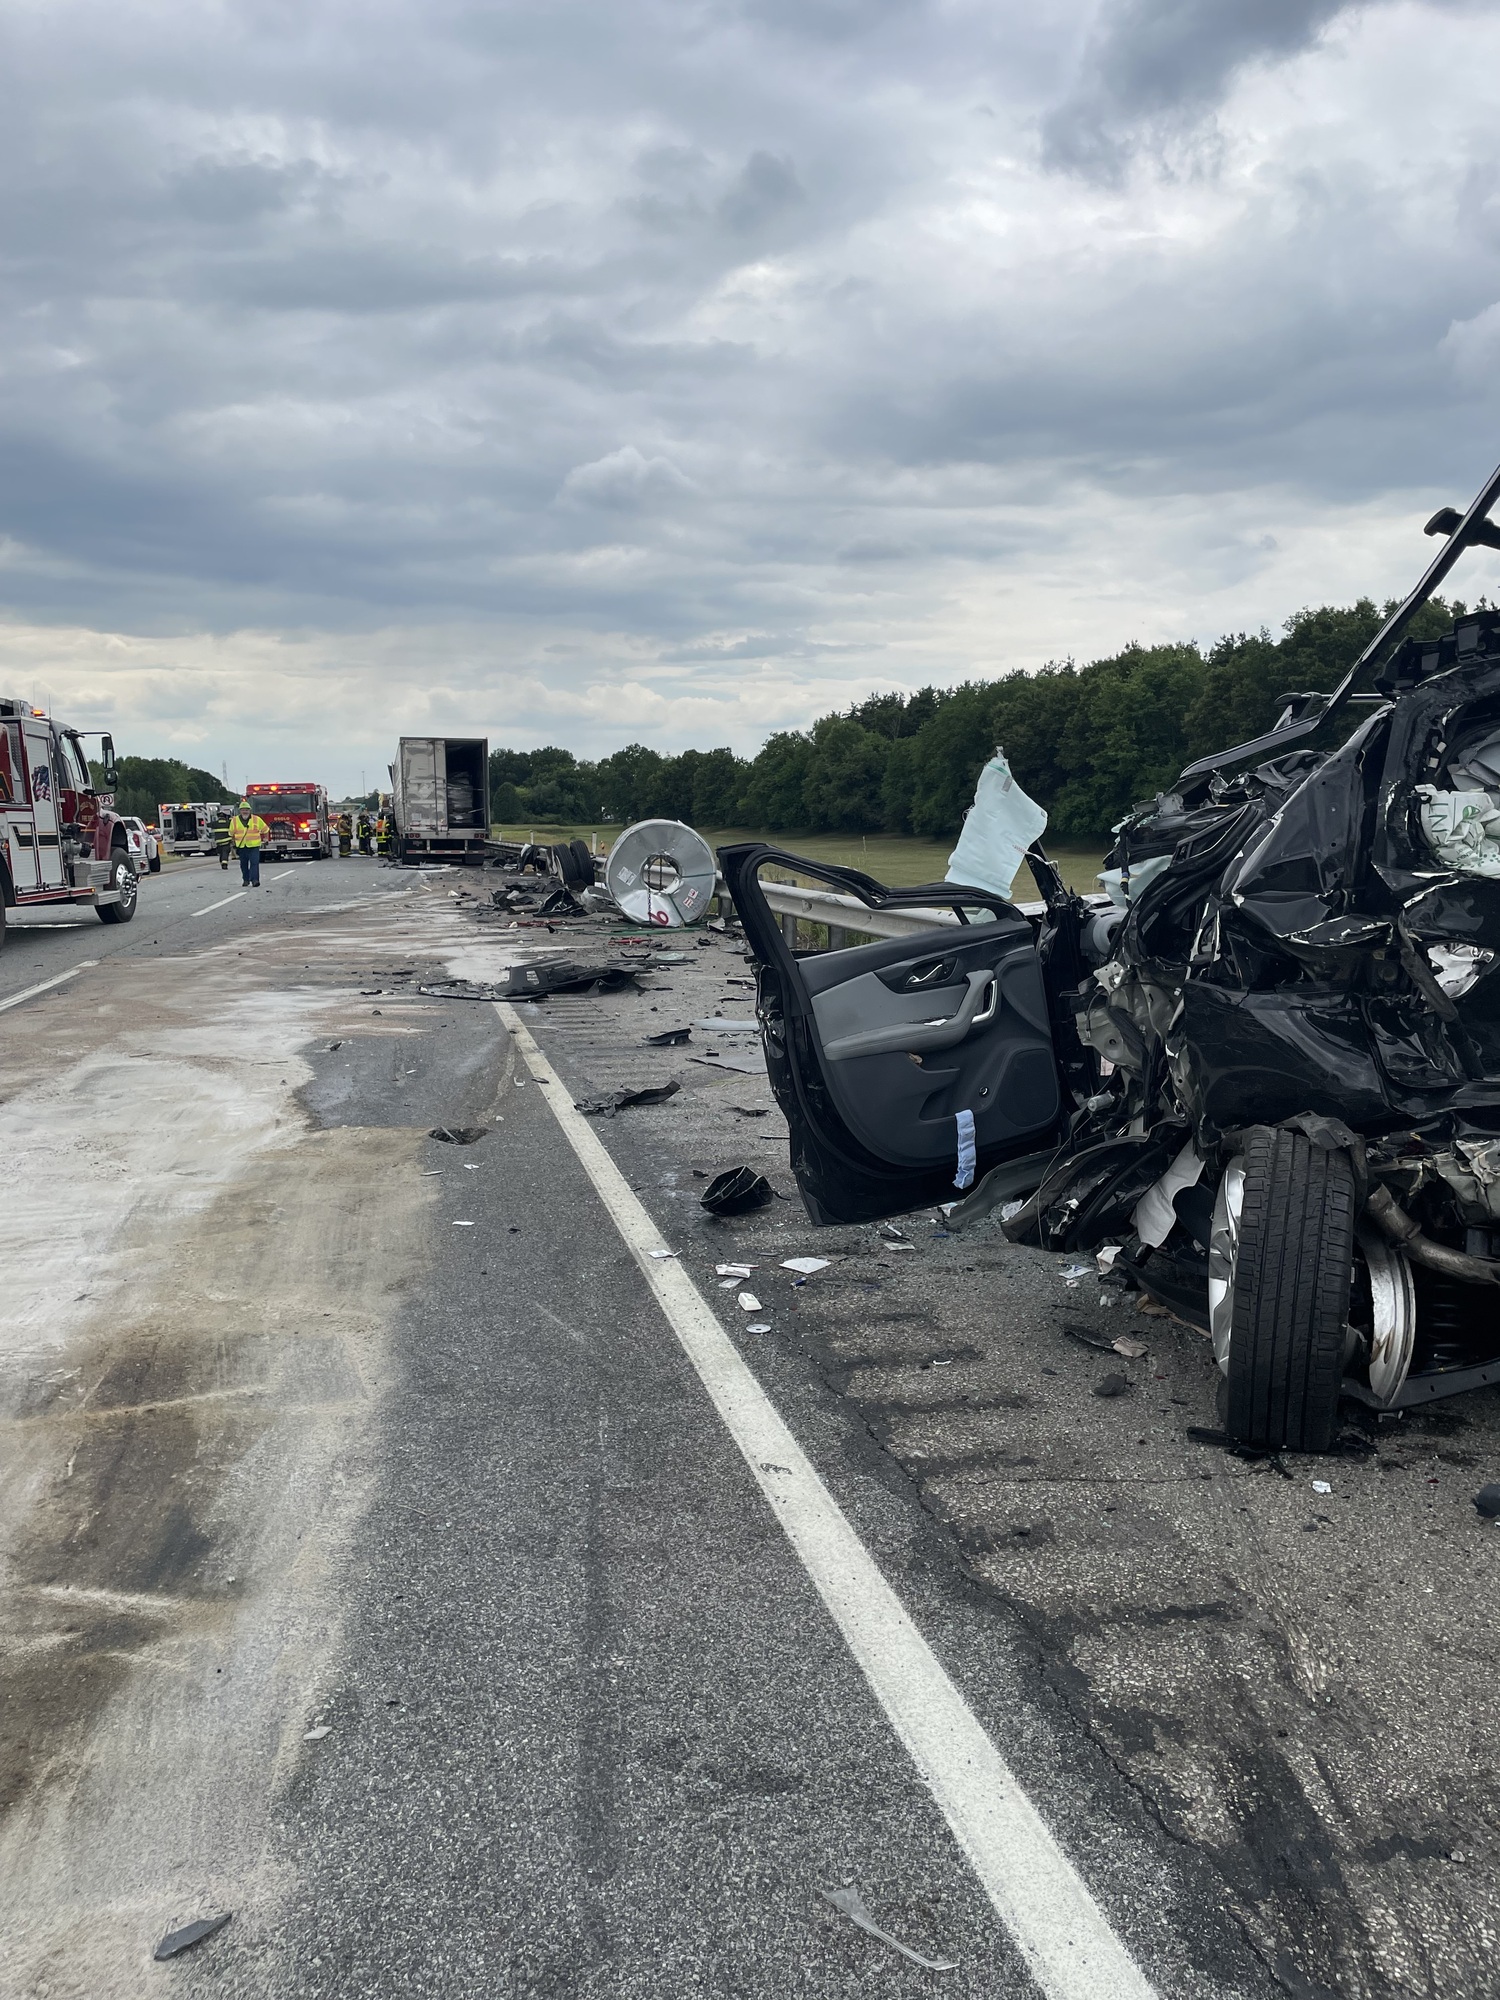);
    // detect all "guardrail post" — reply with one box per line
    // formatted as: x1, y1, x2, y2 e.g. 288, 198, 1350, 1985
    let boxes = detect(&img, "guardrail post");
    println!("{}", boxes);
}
781, 913, 799, 948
